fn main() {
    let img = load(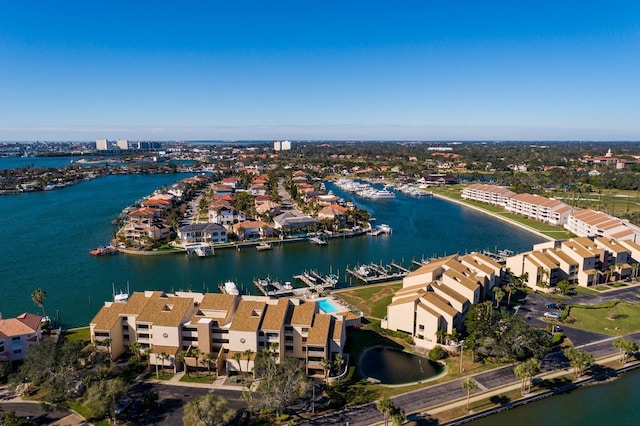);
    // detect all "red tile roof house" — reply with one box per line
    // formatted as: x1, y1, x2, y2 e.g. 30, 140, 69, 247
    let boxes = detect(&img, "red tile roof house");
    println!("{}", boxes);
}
0, 312, 43, 364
